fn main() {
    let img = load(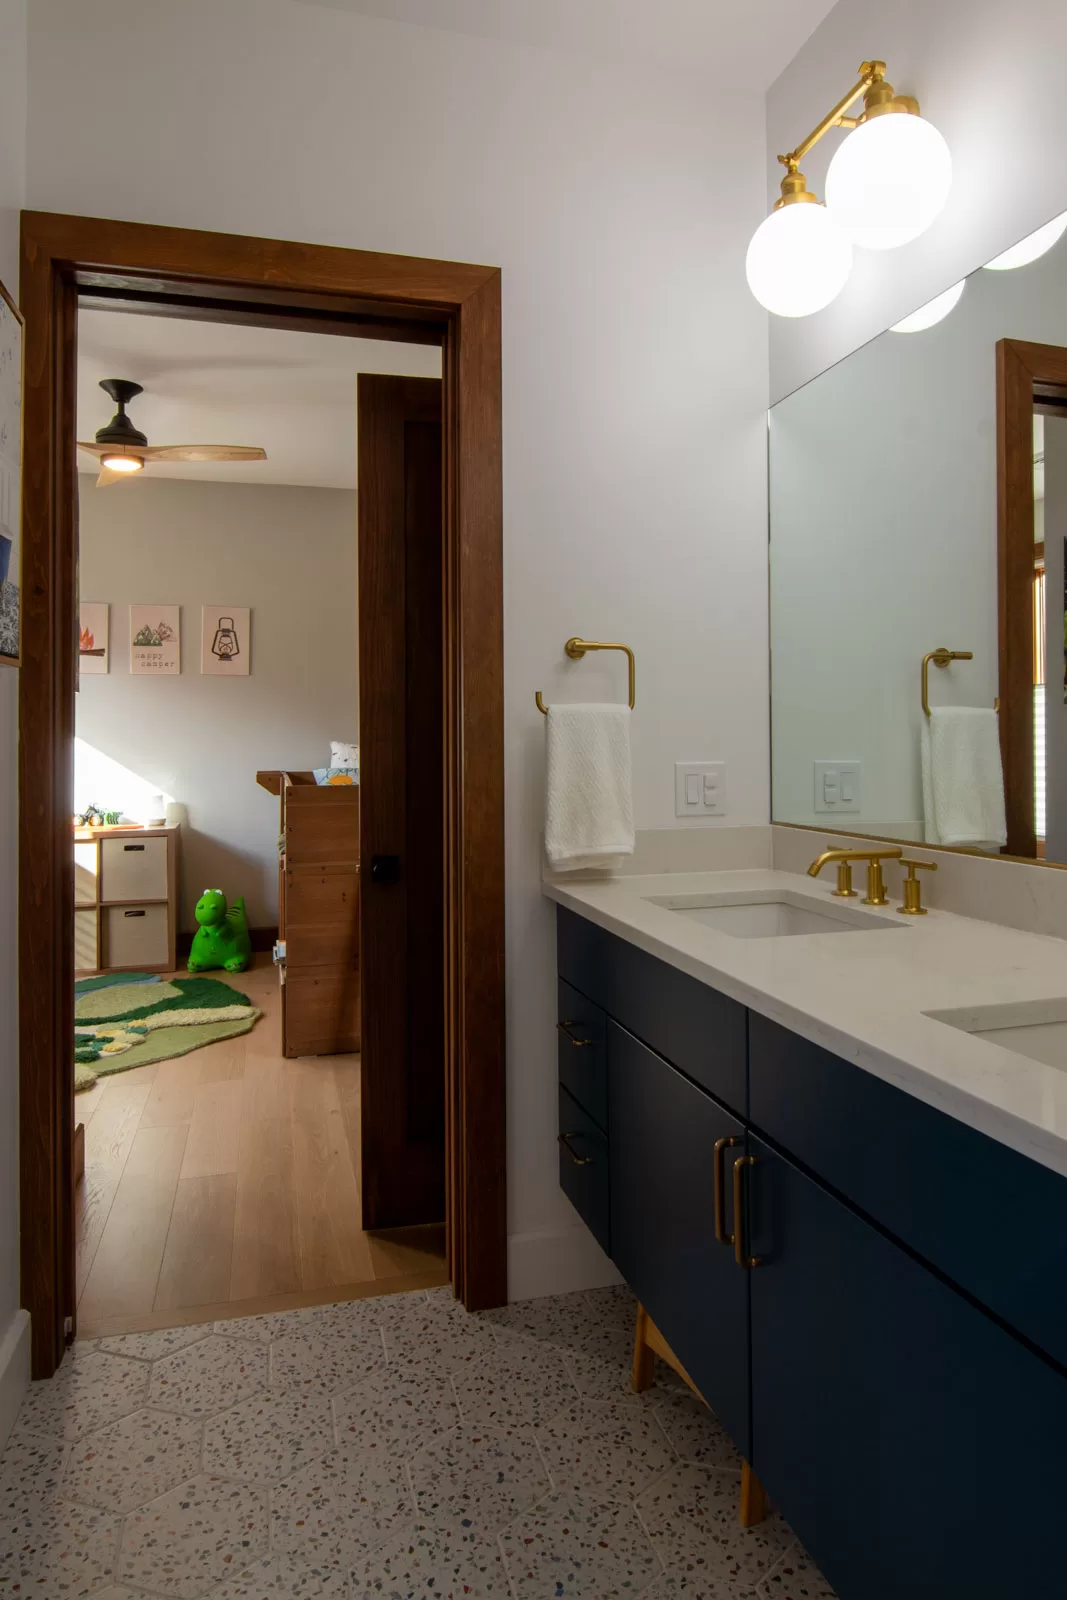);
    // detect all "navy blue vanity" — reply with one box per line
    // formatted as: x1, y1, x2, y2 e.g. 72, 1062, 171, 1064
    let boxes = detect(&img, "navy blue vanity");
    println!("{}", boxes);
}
556, 904, 1067, 1600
